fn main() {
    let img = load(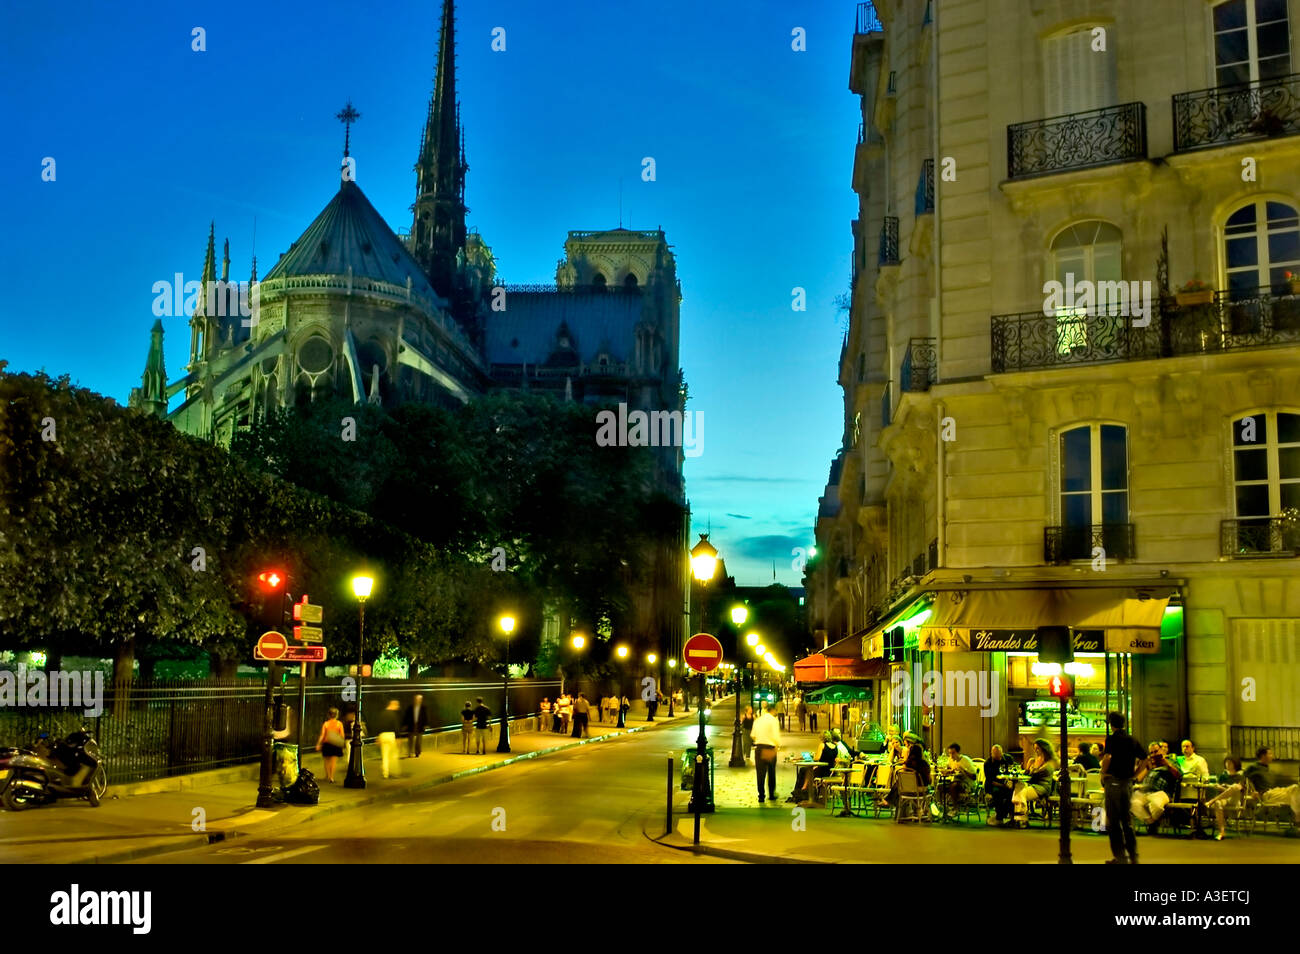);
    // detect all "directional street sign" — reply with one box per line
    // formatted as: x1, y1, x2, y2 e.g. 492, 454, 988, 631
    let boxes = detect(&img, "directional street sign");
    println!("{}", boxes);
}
293, 597, 323, 624
293, 625, 324, 643
683, 632, 724, 673
283, 645, 326, 663
254, 631, 288, 661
